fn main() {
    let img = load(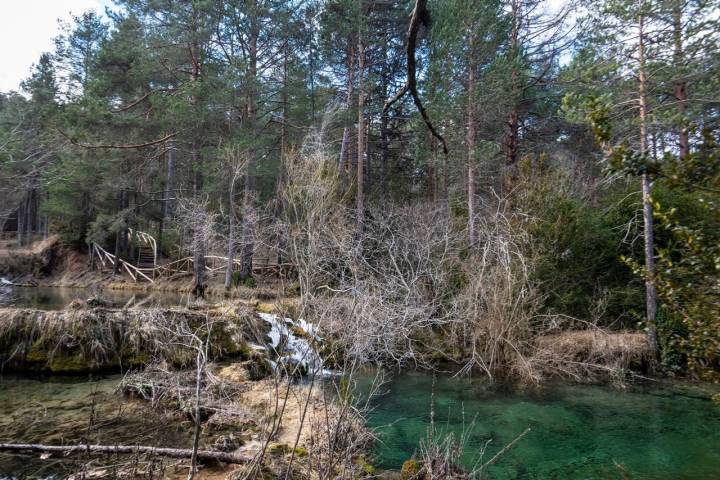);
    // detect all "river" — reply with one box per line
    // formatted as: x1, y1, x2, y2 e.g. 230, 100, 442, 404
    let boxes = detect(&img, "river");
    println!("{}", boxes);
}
360, 372, 720, 479
1, 286, 719, 478
0, 285, 194, 310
